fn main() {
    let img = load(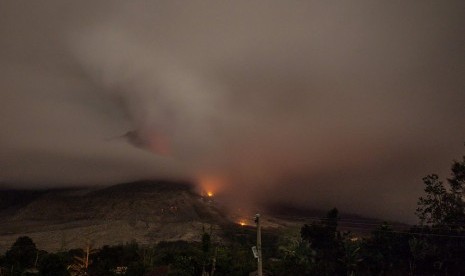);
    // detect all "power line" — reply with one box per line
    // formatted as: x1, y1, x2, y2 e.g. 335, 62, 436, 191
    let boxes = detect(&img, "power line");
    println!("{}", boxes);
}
295, 215, 465, 228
